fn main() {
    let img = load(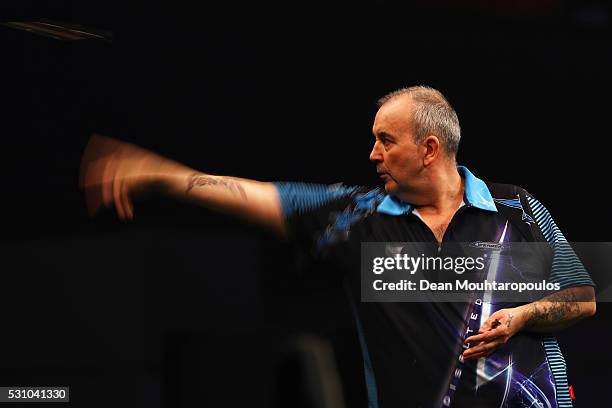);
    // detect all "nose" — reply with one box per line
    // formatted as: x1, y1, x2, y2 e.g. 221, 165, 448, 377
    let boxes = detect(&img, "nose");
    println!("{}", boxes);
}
370, 140, 383, 163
